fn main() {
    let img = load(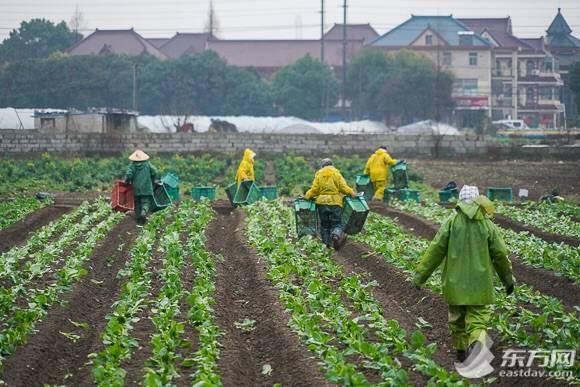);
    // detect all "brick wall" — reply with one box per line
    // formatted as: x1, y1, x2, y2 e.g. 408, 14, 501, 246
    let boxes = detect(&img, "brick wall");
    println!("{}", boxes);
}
0, 130, 577, 159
